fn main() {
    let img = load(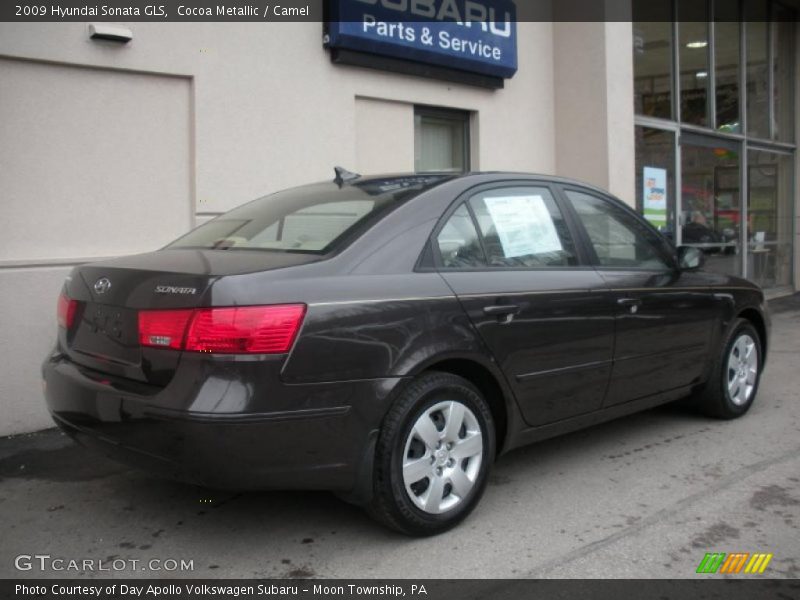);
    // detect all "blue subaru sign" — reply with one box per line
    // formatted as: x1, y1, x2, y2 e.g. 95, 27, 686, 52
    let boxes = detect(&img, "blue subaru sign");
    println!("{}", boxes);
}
327, 0, 518, 79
